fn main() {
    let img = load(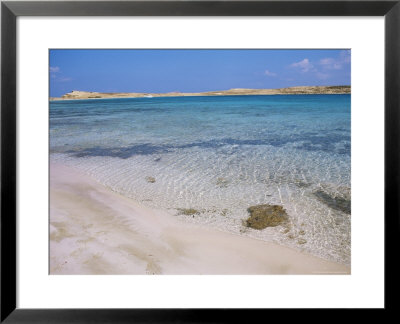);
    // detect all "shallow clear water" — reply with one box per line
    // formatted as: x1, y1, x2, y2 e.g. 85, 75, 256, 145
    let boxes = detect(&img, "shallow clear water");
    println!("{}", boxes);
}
50, 95, 351, 265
